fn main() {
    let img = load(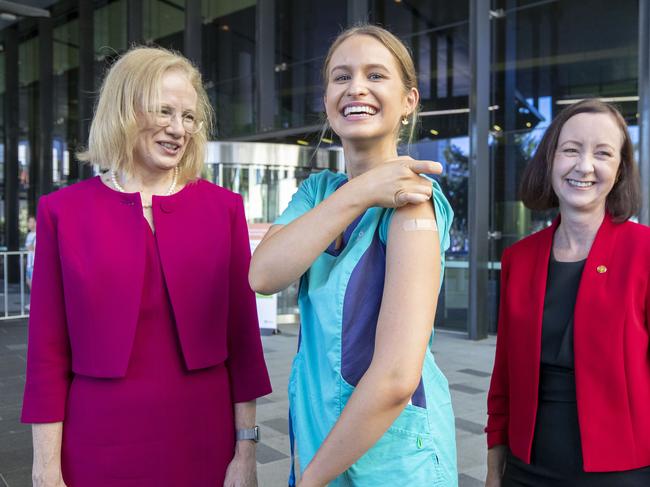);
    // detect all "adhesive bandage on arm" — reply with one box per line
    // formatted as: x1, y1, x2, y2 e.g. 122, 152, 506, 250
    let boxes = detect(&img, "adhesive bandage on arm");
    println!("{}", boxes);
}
402, 218, 438, 232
